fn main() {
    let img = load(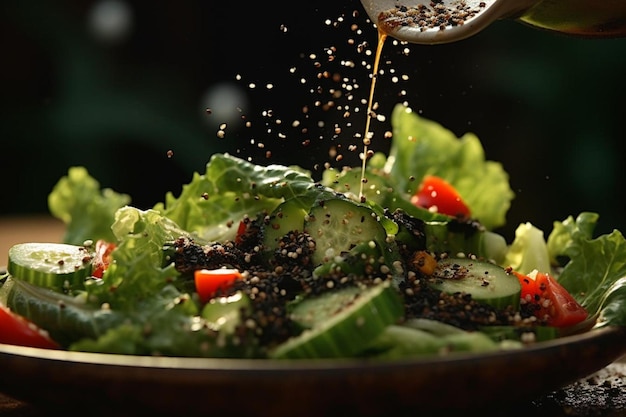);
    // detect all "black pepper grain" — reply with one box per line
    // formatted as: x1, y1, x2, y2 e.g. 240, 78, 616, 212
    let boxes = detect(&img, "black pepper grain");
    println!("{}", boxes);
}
378, 0, 484, 33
